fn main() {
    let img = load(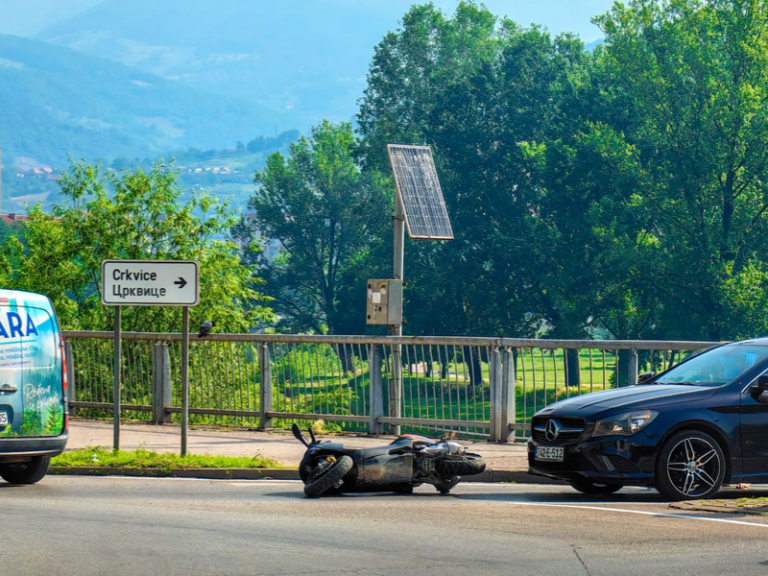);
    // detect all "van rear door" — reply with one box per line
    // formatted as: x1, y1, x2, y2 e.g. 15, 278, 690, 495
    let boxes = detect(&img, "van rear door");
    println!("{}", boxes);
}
20, 305, 64, 437
0, 305, 24, 436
